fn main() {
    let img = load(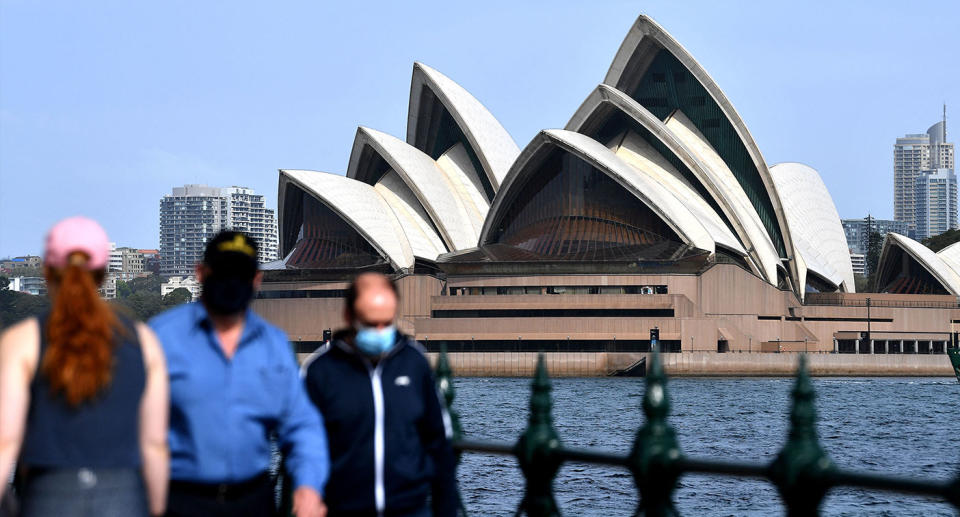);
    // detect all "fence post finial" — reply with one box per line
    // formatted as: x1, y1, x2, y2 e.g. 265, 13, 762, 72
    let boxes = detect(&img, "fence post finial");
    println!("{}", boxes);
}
515, 353, 563, 516
629, 349, 682, 516
770, 355, 835, 516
